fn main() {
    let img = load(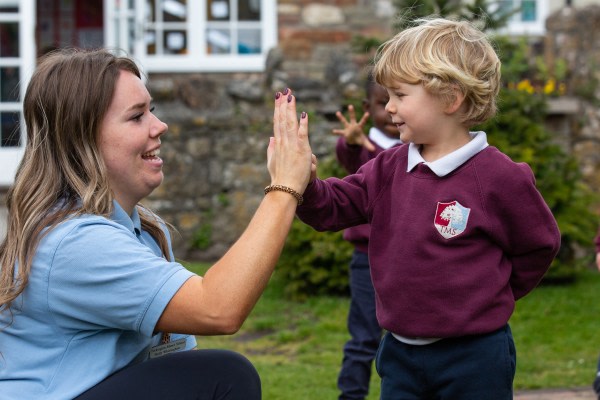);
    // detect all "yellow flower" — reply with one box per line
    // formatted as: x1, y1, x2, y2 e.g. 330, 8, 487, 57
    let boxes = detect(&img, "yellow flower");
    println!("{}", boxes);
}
544, 79, 556, 95
517, 79, 534, 94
